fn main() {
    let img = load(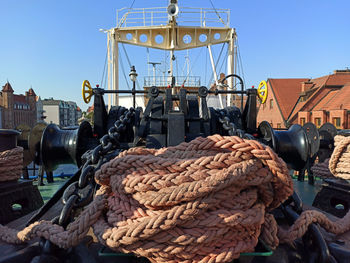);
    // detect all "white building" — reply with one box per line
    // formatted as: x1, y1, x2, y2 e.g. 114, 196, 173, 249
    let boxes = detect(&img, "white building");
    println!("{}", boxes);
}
42, 98, 80, 126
